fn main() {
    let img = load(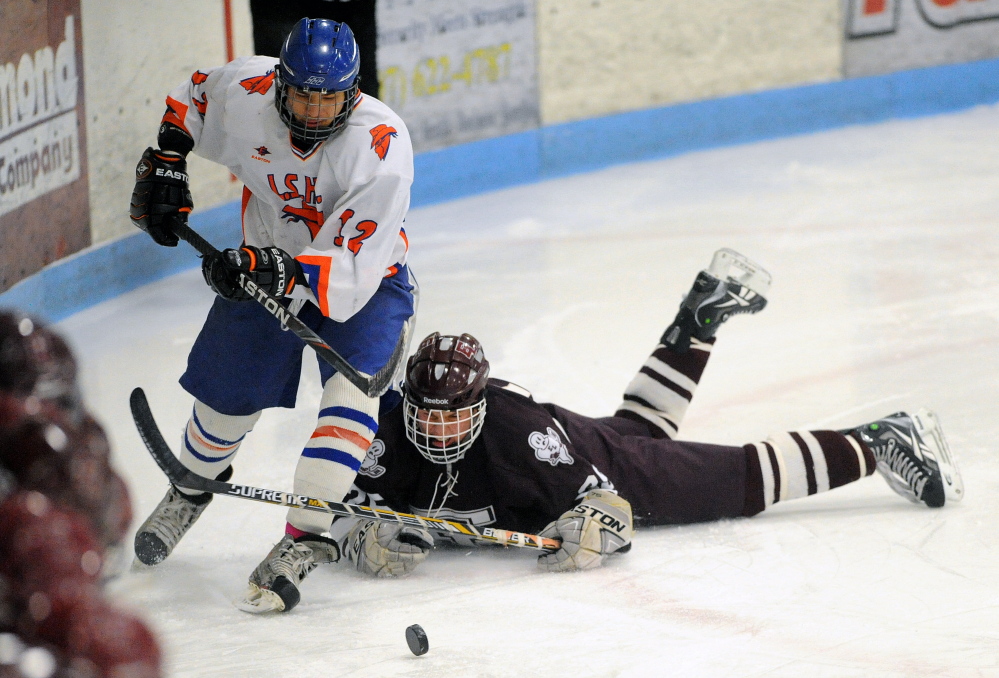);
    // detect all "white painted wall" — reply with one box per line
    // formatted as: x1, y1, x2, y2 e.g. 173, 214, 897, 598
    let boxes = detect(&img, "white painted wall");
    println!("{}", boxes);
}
536, 0, 843, 125
80, 0, 253, 244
